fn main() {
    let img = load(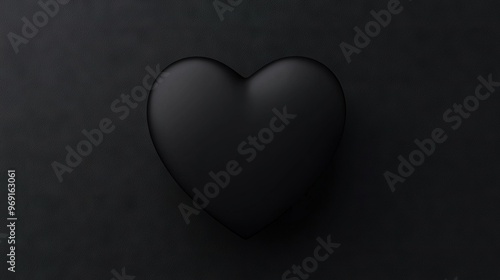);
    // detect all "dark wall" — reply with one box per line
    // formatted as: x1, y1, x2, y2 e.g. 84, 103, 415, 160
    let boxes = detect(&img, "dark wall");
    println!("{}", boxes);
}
1, 0, 499, 279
